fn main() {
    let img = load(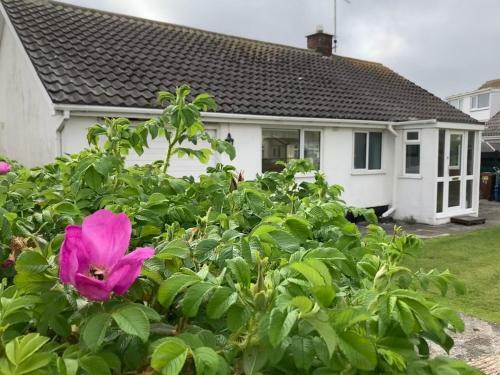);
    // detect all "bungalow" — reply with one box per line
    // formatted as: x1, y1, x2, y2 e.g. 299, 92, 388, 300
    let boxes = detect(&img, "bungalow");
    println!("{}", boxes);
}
0, 0, 483, 224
